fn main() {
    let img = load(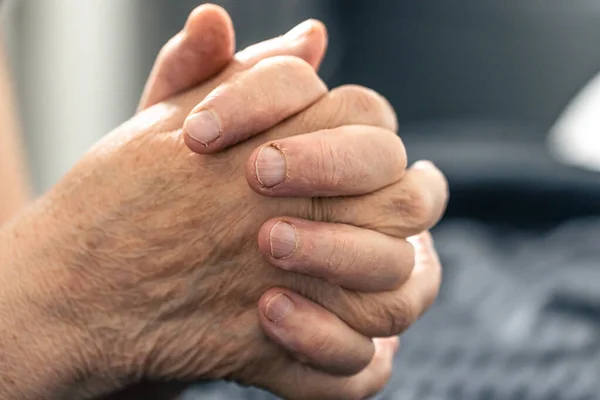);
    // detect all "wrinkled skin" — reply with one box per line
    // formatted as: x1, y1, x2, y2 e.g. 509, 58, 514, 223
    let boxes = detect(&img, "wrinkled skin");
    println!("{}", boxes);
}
1, 57, 444, 399
0, 7, 448, 400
